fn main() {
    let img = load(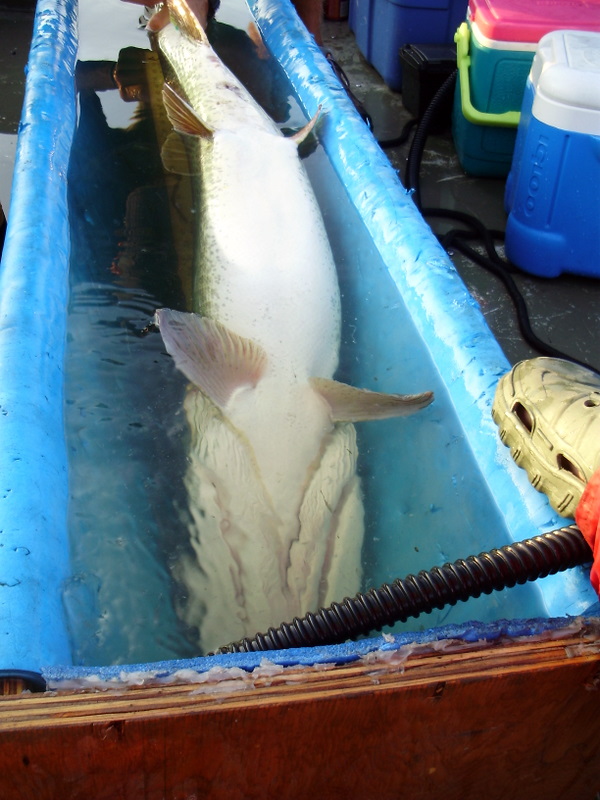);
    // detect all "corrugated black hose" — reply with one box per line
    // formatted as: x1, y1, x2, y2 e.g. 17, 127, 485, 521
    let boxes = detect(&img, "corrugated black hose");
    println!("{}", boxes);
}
404, 69, 457, 210
216, 524, 591, 653
402, 70, 599, 376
